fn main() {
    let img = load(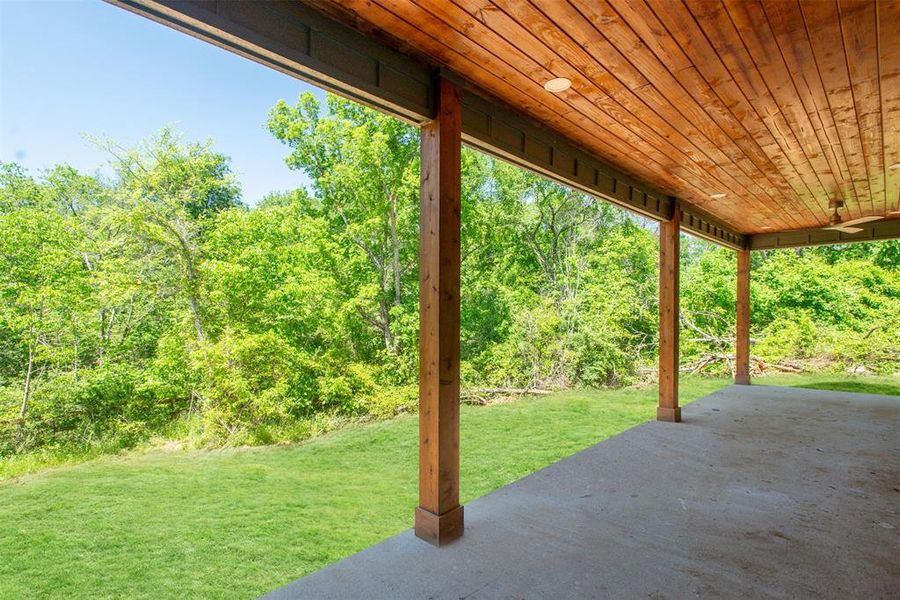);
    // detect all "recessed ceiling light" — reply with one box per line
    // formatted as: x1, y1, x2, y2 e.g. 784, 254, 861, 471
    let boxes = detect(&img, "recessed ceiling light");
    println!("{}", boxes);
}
761, 226, 772, 230
710, 193, 727, 199
889, 162, 900, 170
543, 77, 572, 93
